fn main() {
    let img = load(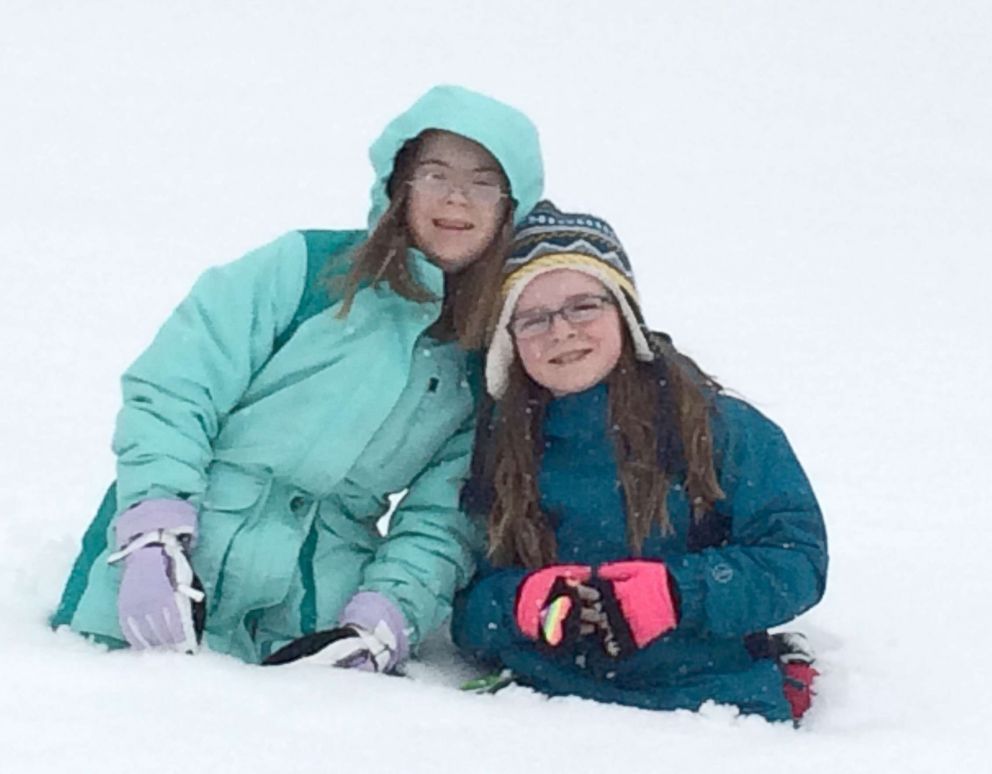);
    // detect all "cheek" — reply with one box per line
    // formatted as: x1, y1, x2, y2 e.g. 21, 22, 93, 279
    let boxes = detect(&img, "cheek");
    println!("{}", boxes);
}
405, 198, 430, 242
472, 204, 505, 243
481, 206, 502, 232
